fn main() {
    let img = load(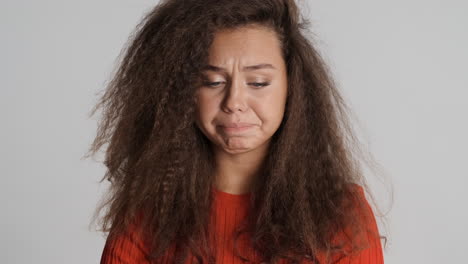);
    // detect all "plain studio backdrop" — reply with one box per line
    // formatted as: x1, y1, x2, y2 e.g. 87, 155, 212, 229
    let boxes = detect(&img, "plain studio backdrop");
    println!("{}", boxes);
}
1, 0, 467, 263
